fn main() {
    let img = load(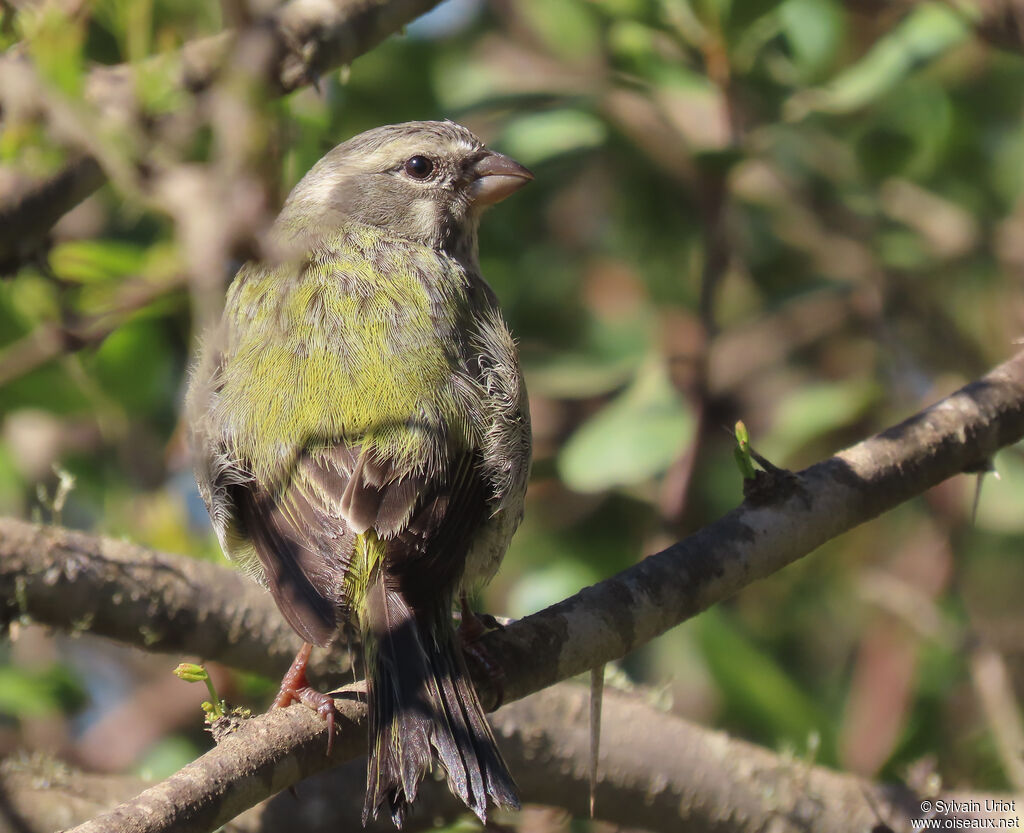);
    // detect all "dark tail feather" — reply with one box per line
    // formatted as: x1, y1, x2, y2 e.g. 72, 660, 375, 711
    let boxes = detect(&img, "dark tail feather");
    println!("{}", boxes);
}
362, 569, 519, 827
